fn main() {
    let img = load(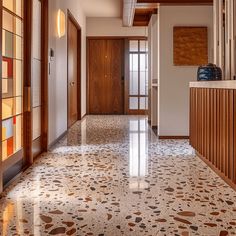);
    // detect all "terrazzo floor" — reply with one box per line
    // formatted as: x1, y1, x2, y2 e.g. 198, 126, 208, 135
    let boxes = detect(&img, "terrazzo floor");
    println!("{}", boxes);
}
0, 115, 236, 236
